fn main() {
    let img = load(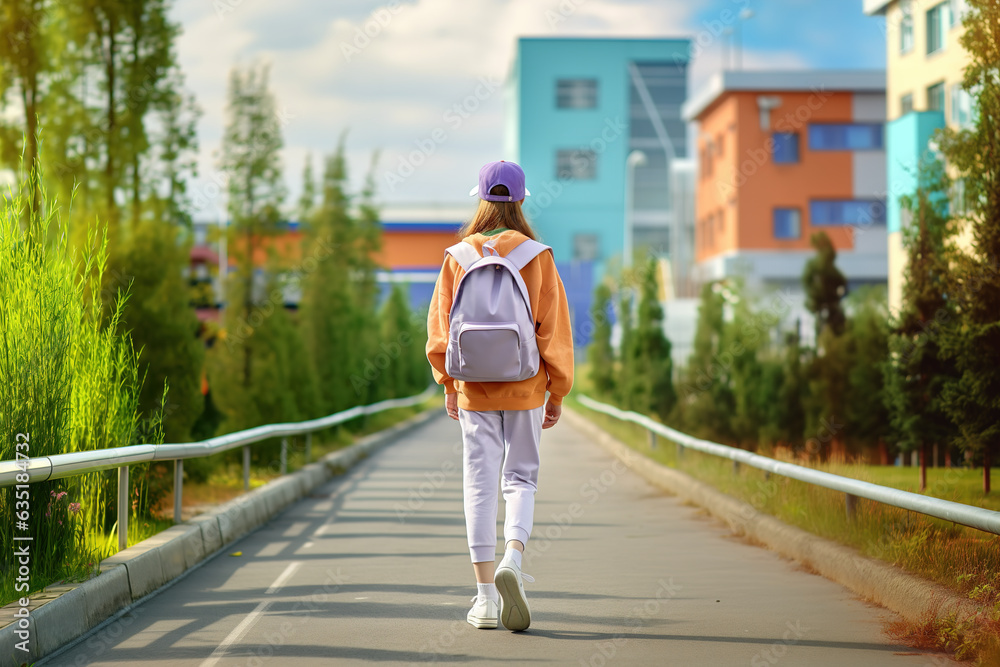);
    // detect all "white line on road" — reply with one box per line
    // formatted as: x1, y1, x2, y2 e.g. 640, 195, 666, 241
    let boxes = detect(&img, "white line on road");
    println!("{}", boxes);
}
266, 562, 302, 595
199, 600, 269, 667
199, 562, 301, 666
